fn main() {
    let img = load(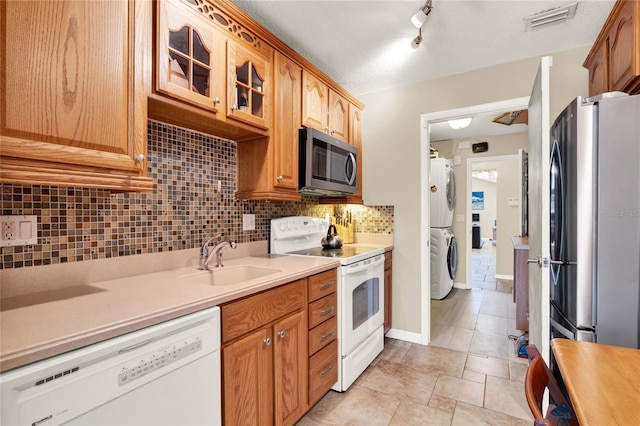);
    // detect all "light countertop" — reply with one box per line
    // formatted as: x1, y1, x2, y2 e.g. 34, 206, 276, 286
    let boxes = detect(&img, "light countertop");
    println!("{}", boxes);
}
0, 251, 339, 372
